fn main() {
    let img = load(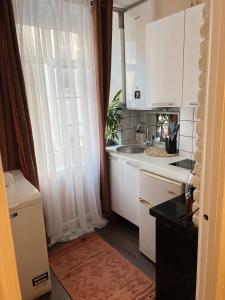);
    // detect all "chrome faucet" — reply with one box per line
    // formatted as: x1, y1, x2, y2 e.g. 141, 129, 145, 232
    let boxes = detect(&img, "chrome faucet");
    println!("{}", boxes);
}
146, 137, 155, 148
145, 127, 155, 147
